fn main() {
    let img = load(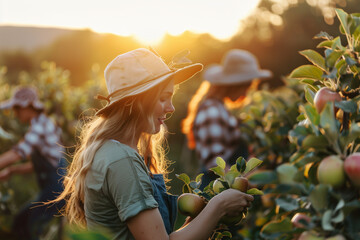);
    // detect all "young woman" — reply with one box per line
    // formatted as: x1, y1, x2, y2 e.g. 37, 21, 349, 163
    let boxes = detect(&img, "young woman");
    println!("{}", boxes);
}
182, 49, 272, 189
0, 86, 66, 240
54, 48, 254, 240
